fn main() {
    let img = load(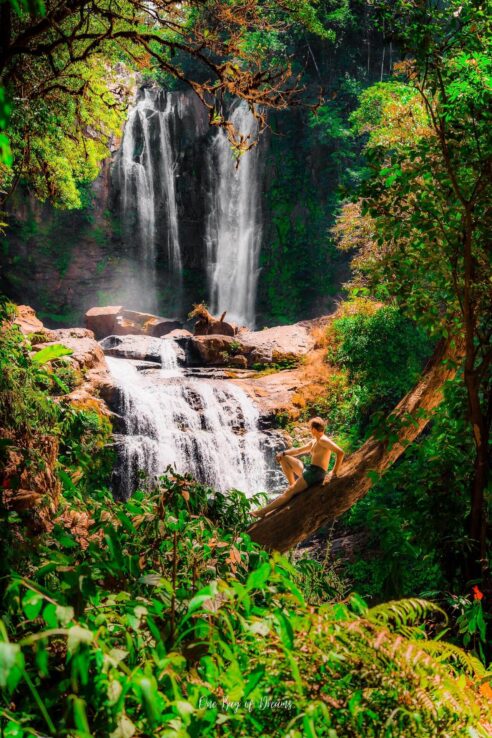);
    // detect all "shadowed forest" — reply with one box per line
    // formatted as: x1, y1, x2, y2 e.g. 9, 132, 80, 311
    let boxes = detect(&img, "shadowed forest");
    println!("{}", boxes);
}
0, 0, 491, 736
